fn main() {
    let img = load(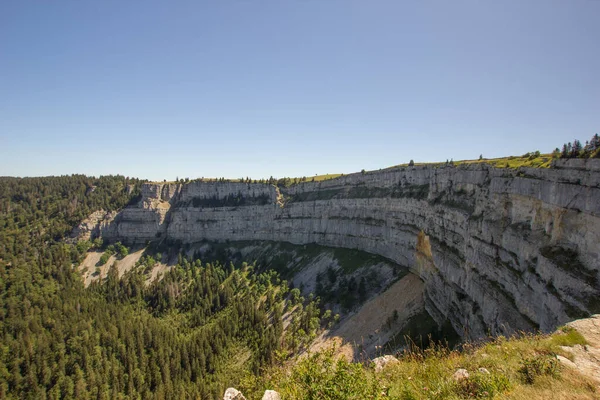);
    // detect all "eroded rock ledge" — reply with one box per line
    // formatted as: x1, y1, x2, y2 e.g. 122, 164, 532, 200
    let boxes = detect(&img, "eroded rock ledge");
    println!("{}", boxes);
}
79, 159, 600, 339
